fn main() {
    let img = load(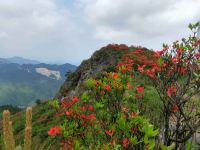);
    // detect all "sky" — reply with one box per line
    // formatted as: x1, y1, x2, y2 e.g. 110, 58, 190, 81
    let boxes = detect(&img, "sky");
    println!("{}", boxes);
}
0, 0, 199, 65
